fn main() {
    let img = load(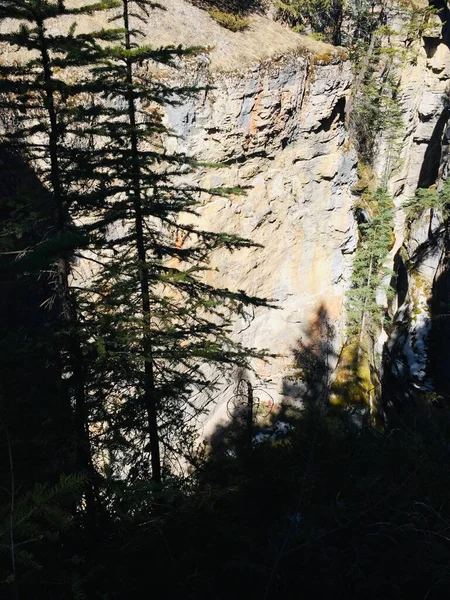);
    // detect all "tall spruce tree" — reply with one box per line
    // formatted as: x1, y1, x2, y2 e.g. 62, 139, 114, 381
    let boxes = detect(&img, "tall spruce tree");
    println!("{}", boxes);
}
0, 0, 120, 516
332, 187, 394, 413
346, 187, 394, 346
0, 0, 268, 491
72, 0, 268, 483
